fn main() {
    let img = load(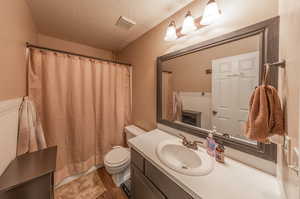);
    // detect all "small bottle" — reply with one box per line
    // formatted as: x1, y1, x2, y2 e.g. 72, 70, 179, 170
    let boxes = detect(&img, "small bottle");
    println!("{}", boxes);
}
206, 129, 216, 157
215, 142, 225, 163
